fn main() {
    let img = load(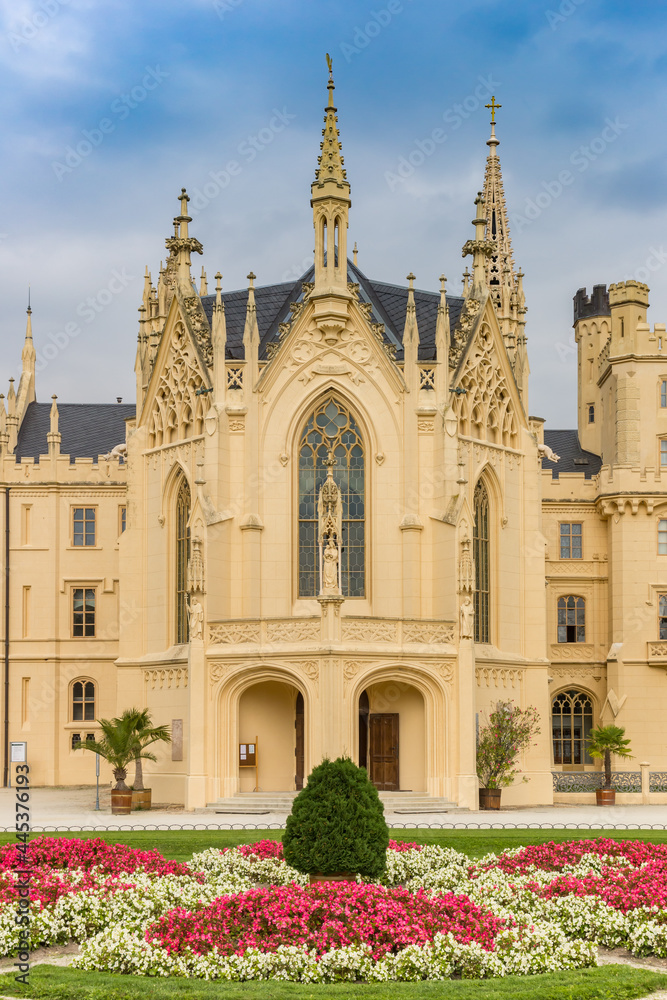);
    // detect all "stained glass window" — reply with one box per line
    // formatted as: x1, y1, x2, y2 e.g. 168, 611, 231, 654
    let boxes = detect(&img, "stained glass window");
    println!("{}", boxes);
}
552, 689, 594, 767
176, 478, 191, 644
473, 480, 489, 643
298, 397, 365, 597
